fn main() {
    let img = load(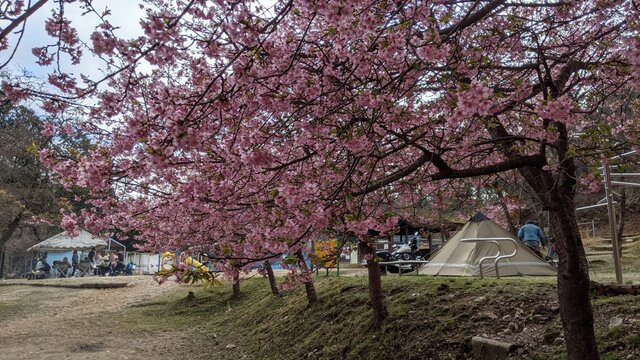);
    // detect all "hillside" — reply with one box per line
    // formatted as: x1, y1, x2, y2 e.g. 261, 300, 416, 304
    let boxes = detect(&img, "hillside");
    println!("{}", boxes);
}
125, 275, 640, 360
